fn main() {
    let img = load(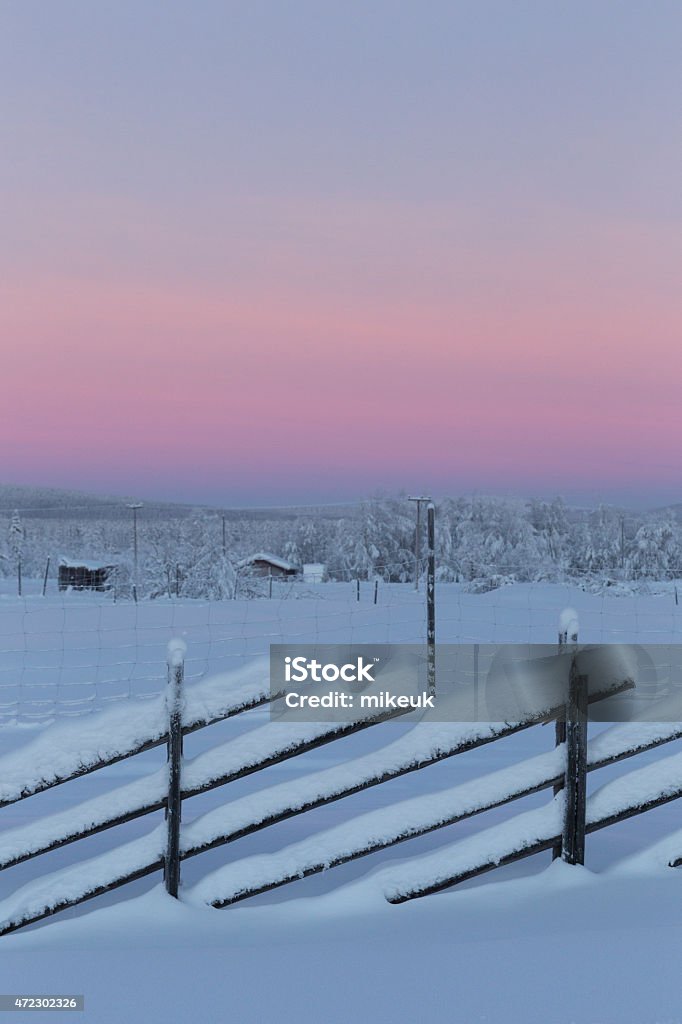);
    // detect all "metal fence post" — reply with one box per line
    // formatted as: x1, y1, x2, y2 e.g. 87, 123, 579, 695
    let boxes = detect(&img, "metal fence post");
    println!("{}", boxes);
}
165, 639, 185, 898
562, 657, 588, 865
427, 503, 436, 695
